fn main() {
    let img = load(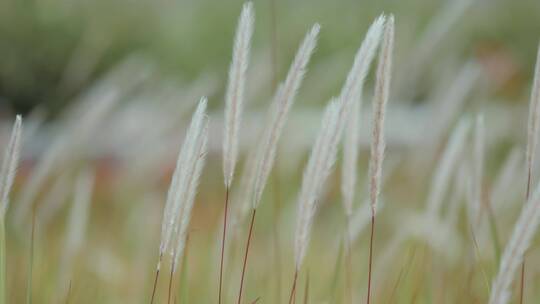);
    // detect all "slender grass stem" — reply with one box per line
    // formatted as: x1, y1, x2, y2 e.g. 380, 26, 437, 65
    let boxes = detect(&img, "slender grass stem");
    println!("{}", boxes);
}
366, 213, 375, 304
168, 260, 175, 304
237, 209, 257, 304
288, 269, 298, 304
219, 187, 230, 304
150, 254, 163, 304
